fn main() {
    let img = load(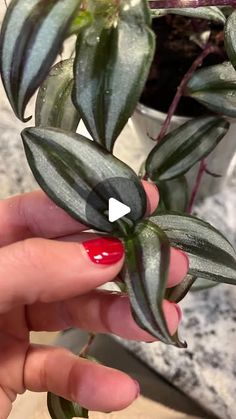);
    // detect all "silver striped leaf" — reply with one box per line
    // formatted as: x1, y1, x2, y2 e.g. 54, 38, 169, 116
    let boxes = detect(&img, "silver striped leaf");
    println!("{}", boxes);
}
154, 176, 189, 213
146, 116, 229, 181
35, 59, 80, 131
225, 10, 236, 70
150, 212, 236, 285
73, 0, 155, 151
186, 62, 236, 118
191, 277, 220, 291
122, 220, 186, 347
21, 127, 146, 234
0, 0, 81, 121
151, 6, 226, 24
166, 275, 218, 301
165, 274, 196, 303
